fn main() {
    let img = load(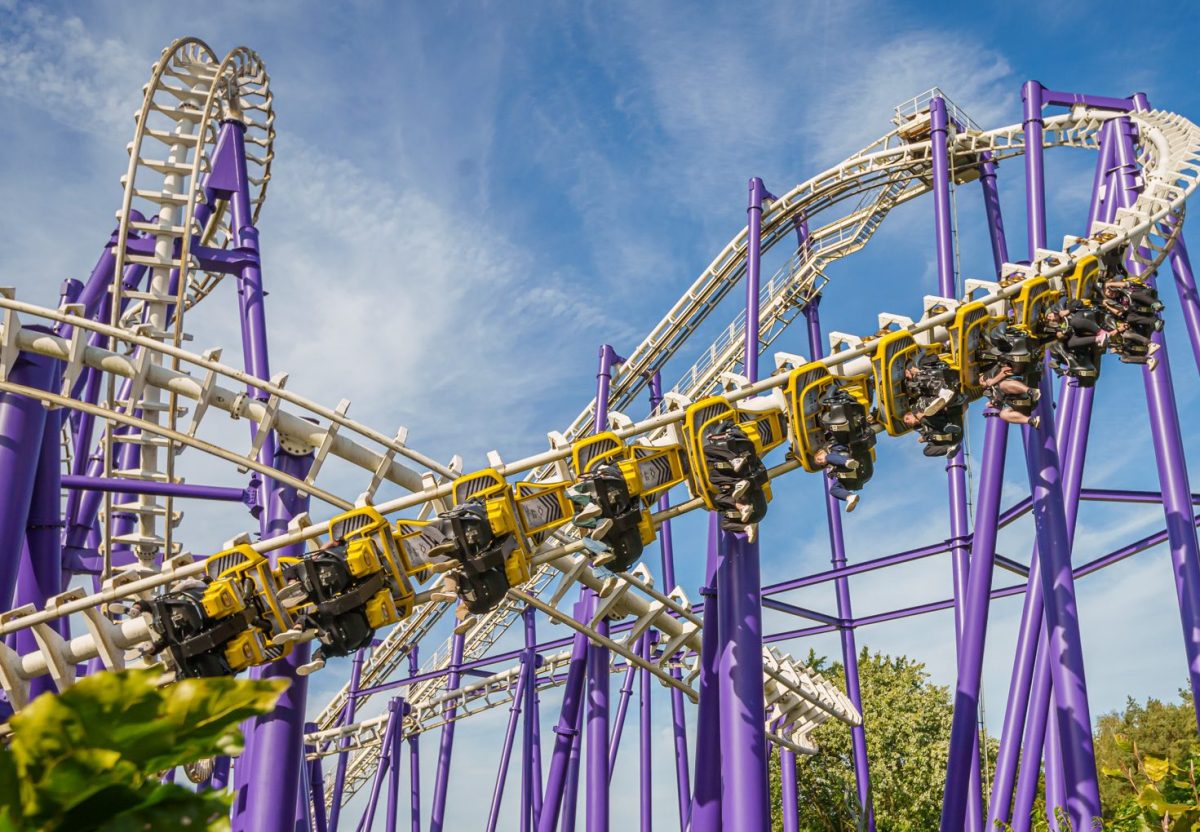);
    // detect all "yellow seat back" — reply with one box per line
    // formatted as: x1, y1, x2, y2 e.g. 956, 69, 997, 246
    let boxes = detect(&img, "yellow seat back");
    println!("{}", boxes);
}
1063, 255, 1100, 303
948, 301, 996, 397
870, 330, 921, 436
